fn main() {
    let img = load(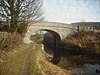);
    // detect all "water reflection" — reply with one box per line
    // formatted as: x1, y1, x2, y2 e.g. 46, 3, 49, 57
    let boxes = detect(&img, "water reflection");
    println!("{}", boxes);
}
41, 31, 100, 75
42, 44, 100, 75
72, 64, 100, 75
